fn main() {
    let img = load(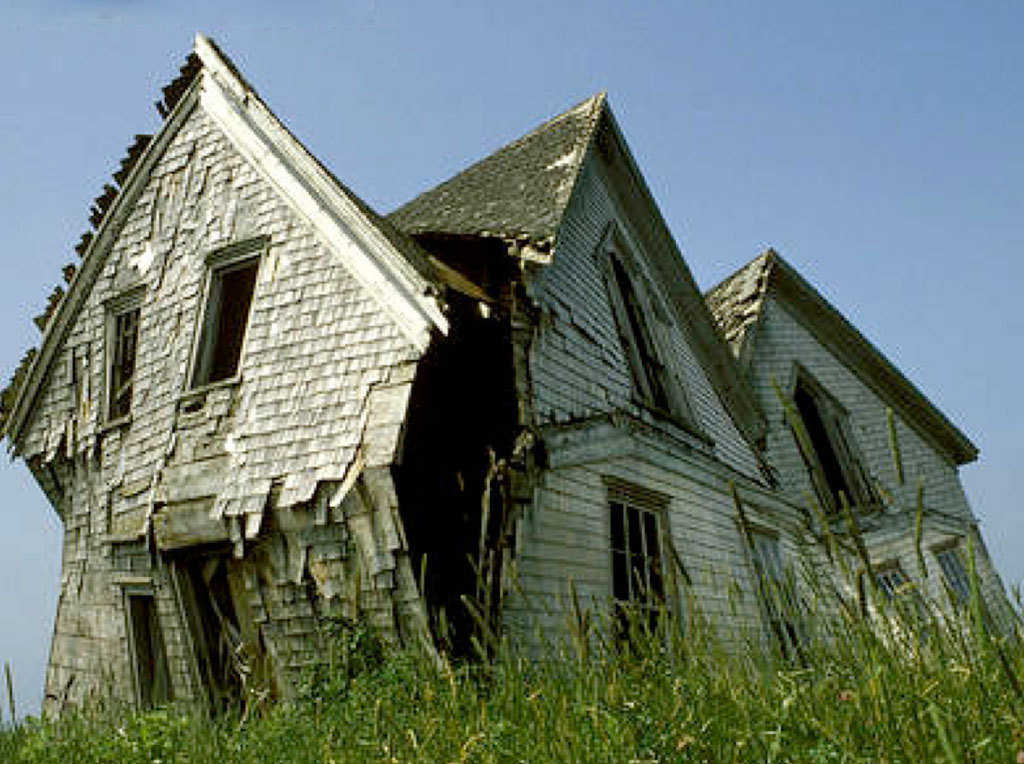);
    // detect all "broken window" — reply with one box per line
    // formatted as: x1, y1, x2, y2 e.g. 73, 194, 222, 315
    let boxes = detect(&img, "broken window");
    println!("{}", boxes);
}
105, 290, 143, 422
789, 367, 875, 513
125, 592, 172, 709
192, 240, 264, 388
607, 478, 669, 634
609, 255, 672, 411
